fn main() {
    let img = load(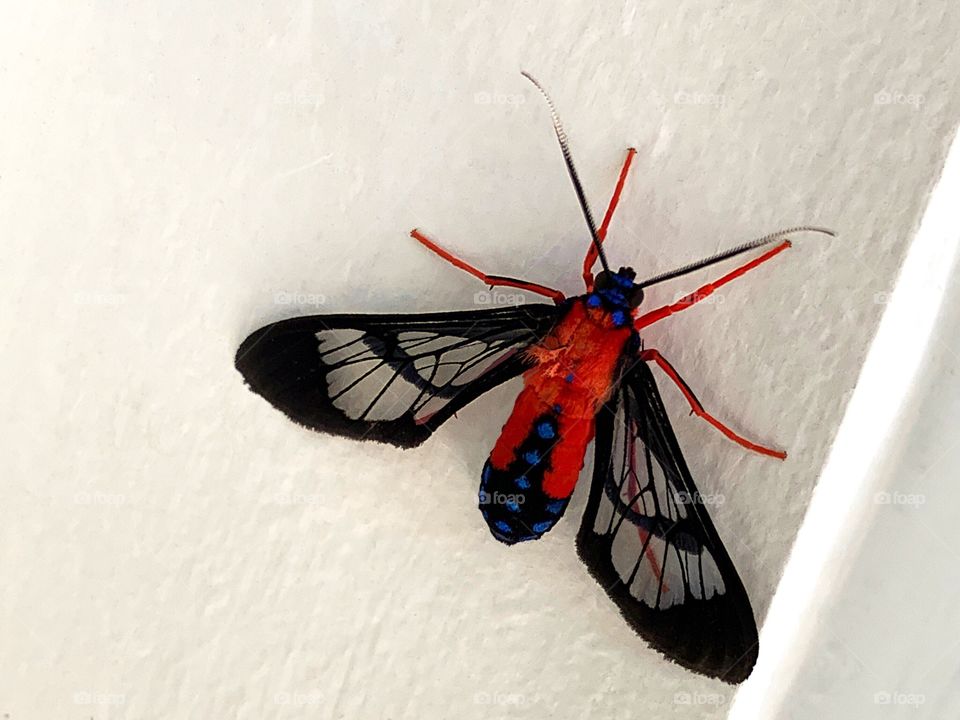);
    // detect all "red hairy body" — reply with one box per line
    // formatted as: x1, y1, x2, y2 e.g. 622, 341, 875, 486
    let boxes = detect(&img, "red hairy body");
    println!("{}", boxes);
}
489, 299, 633, 498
